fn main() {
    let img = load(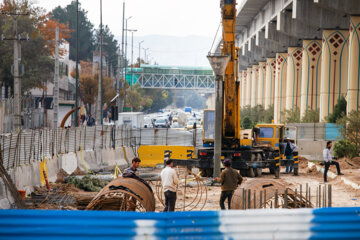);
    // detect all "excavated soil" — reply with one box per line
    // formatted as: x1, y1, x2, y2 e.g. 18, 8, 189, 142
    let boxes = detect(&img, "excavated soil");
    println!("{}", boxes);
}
29, 156, 360, 211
